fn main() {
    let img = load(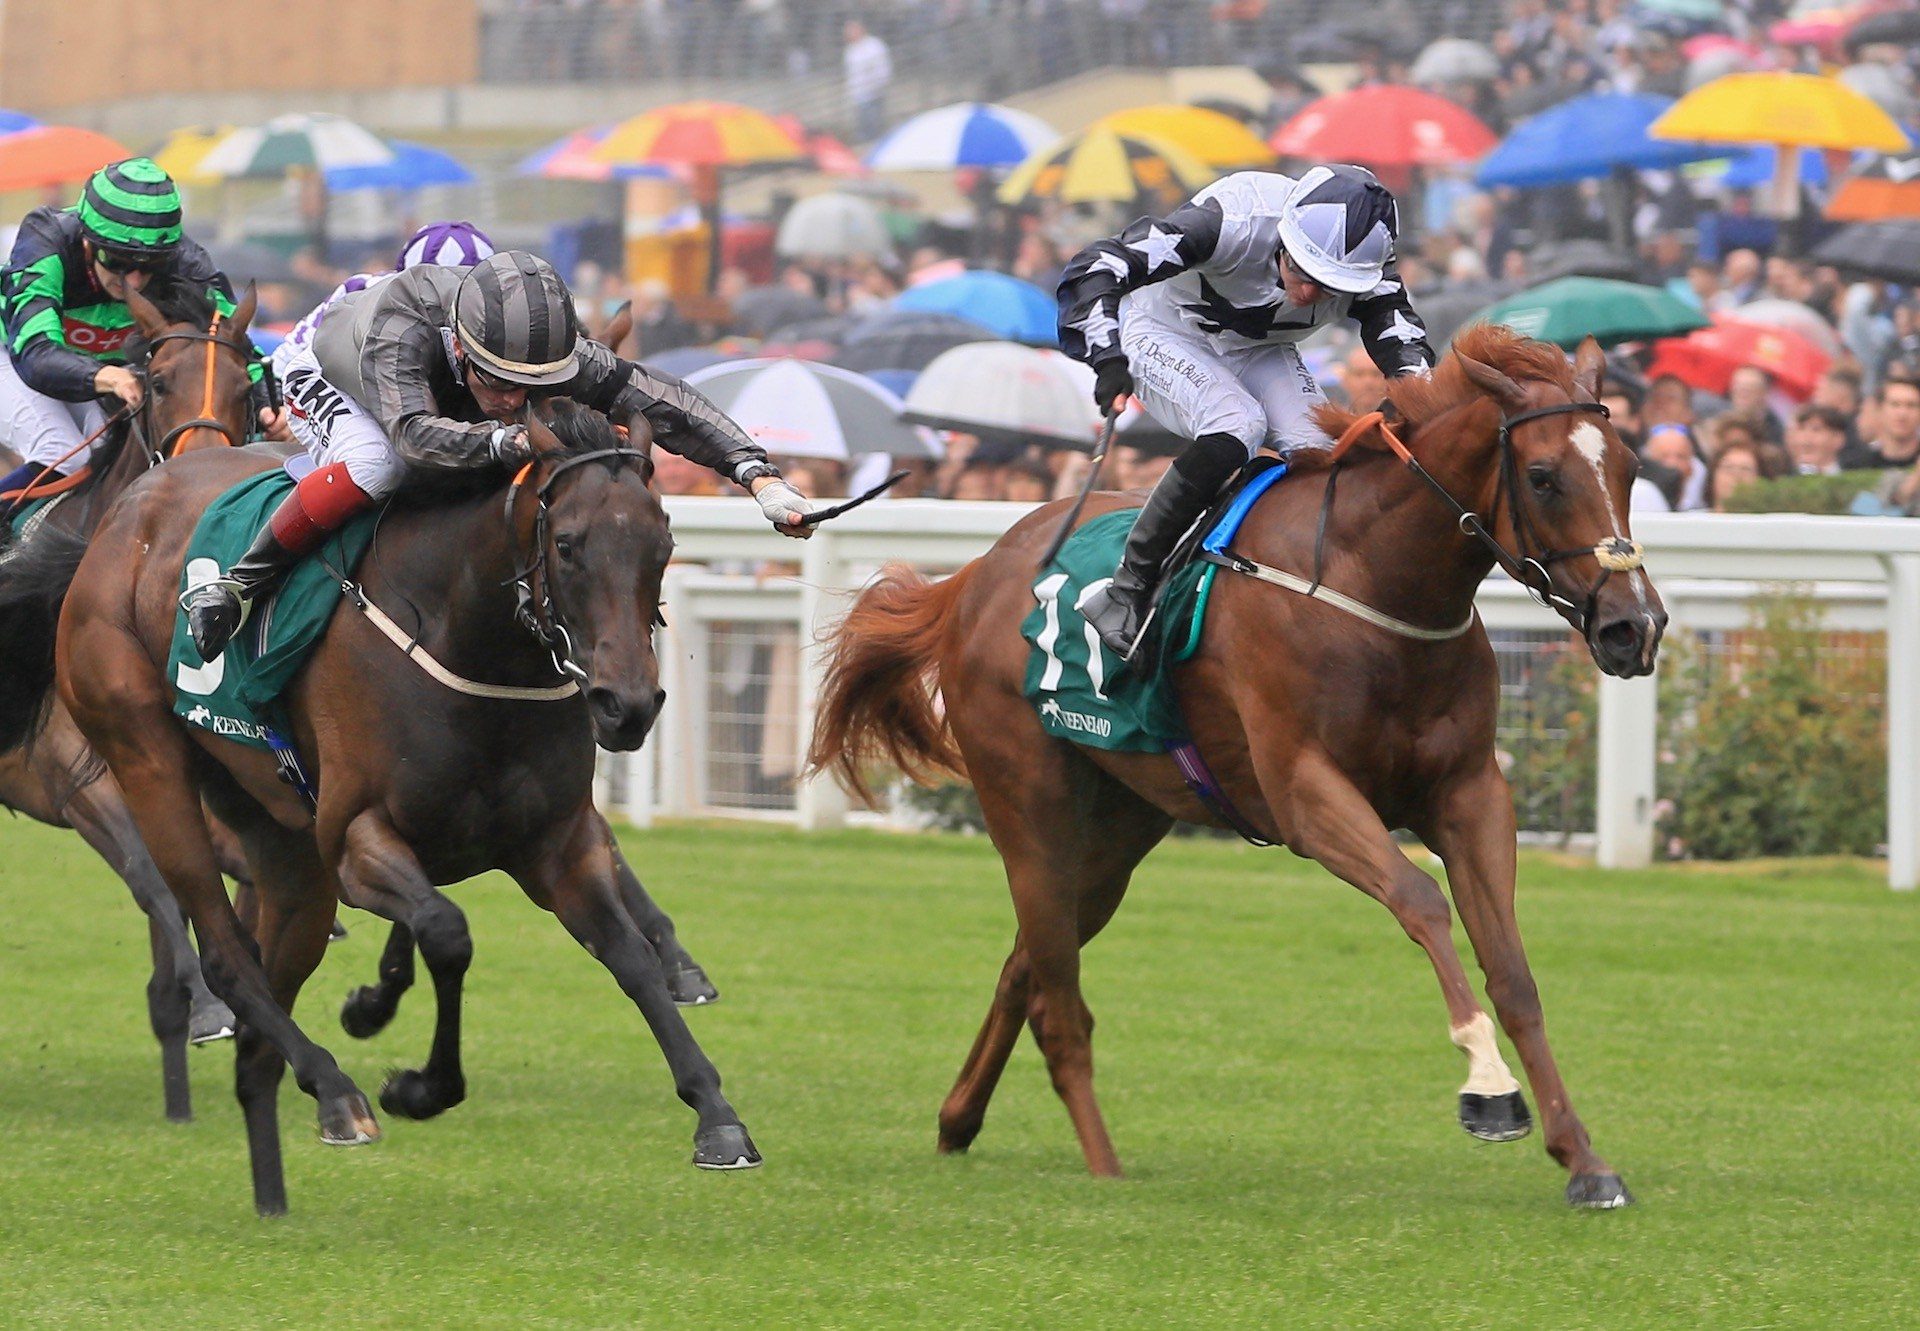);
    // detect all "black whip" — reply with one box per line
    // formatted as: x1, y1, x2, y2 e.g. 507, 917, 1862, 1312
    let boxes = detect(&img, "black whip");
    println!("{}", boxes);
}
1037, 409, 1119, 569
